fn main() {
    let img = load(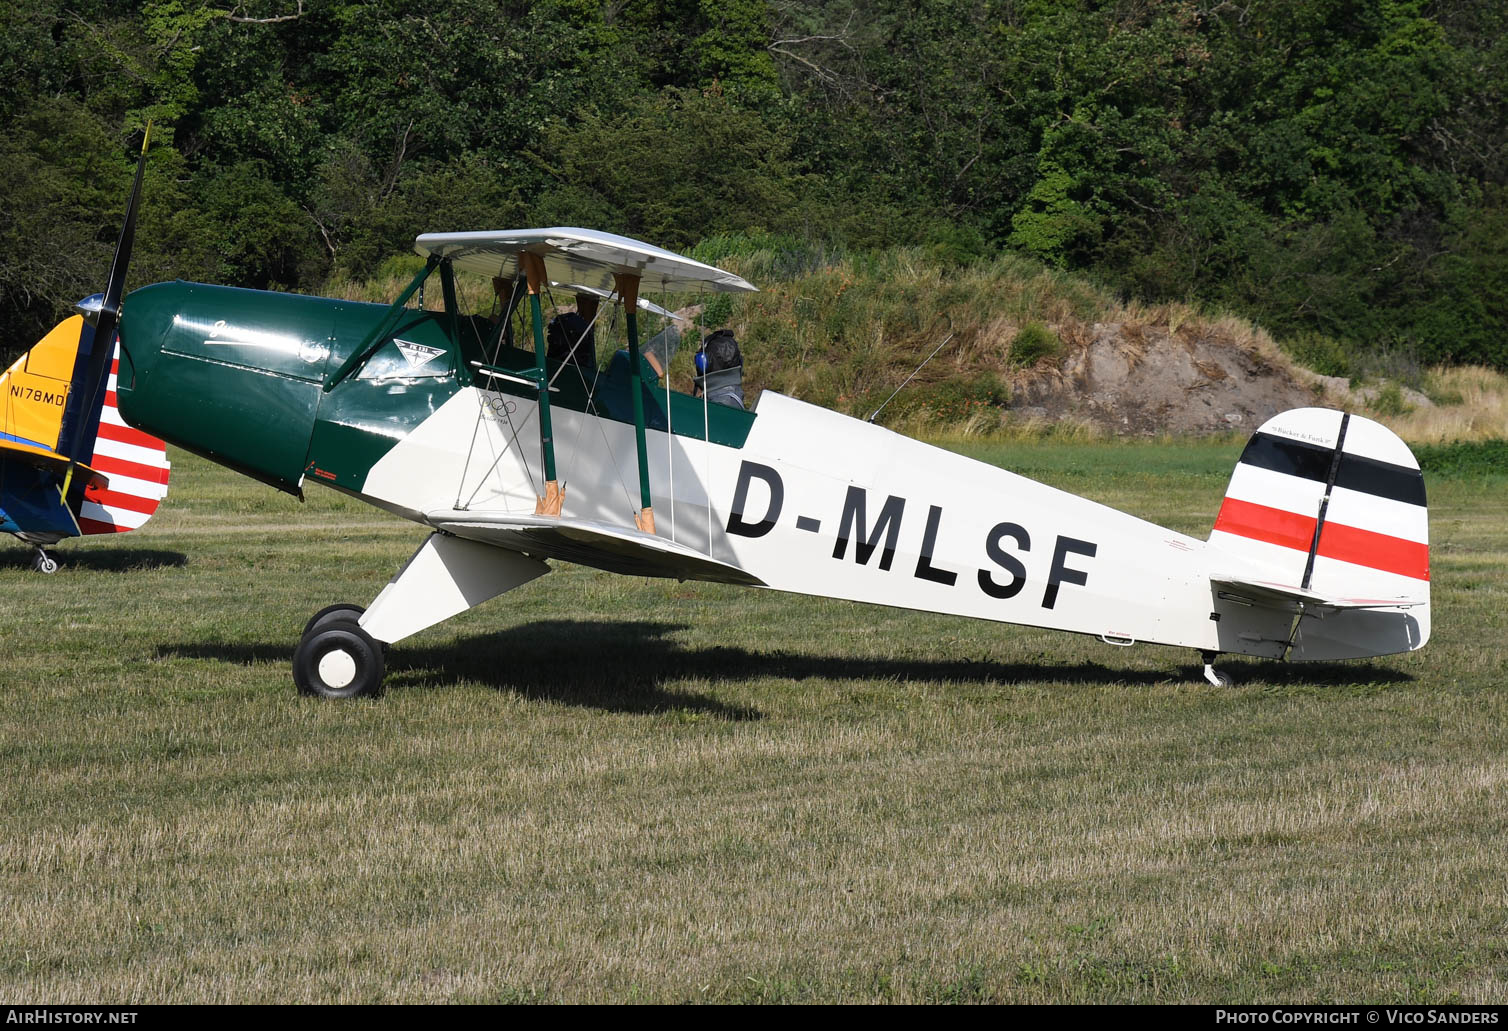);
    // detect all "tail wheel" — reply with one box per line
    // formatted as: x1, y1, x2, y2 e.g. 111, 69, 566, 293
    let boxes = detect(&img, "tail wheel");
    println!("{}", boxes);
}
294, 620, 385, 699
1201, 651, 1233, 688
32, 551, 59, 575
